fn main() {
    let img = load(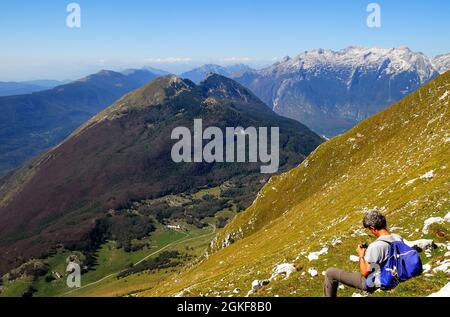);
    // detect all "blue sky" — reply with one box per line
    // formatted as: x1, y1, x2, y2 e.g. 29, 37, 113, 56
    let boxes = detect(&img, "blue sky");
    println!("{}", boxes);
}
0, 0, 449, 80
